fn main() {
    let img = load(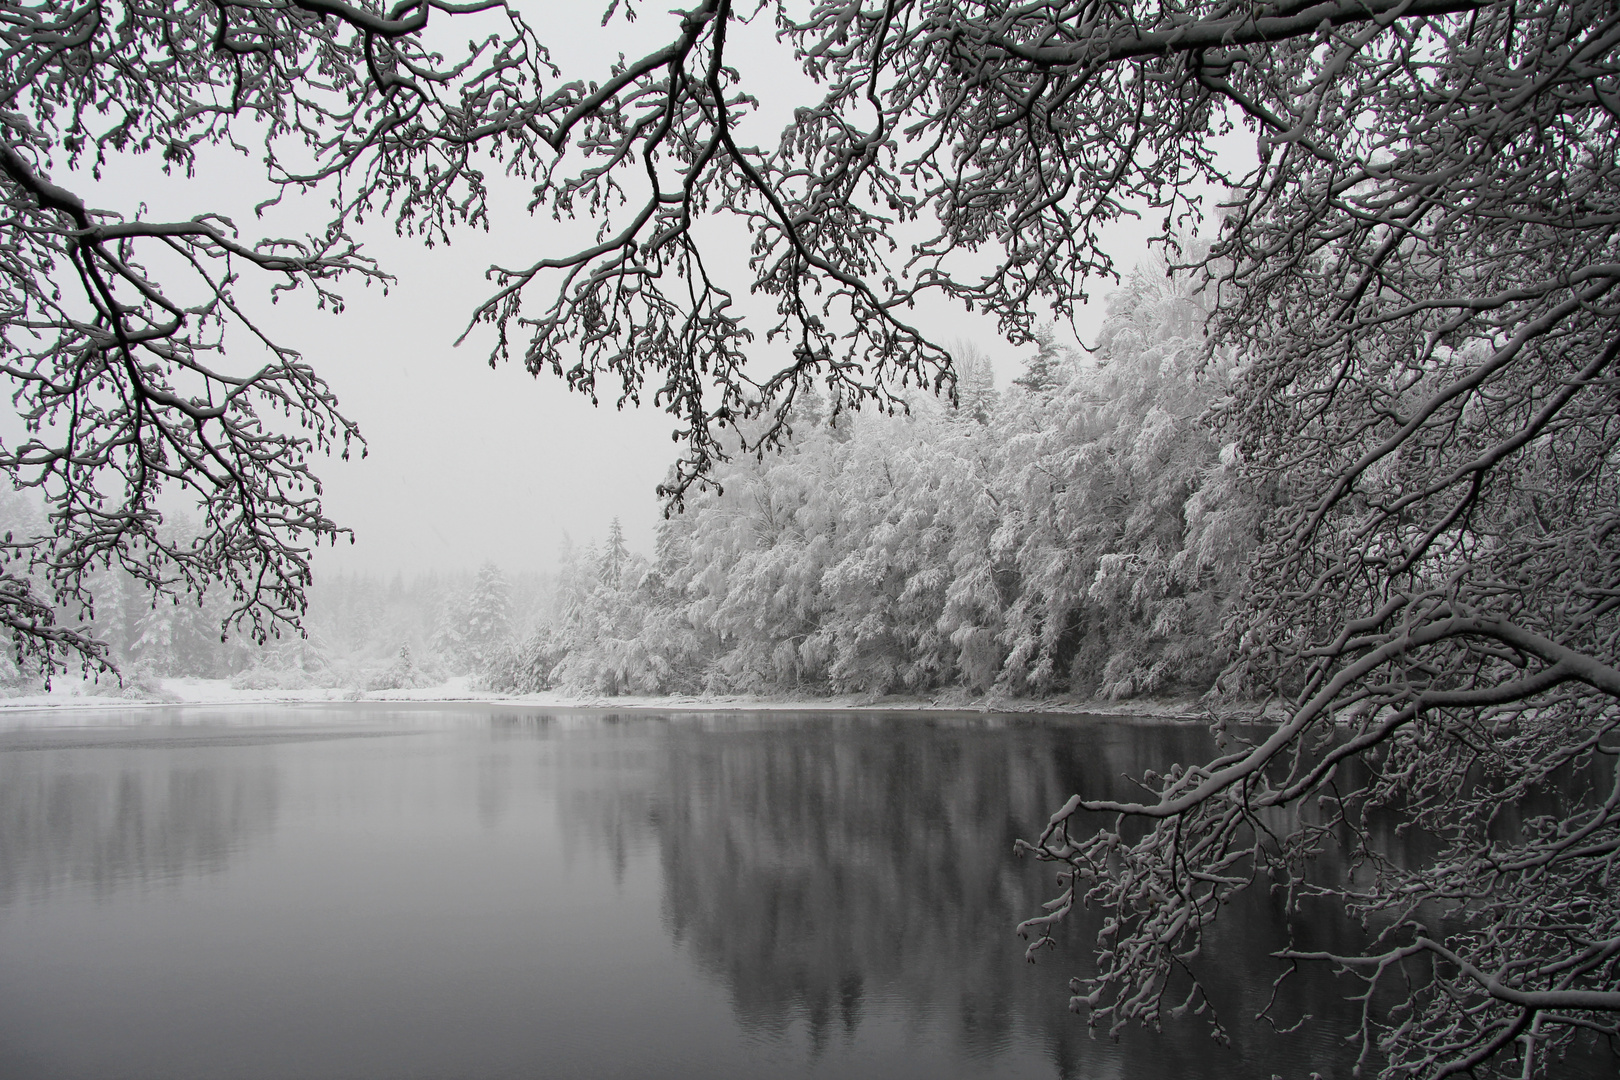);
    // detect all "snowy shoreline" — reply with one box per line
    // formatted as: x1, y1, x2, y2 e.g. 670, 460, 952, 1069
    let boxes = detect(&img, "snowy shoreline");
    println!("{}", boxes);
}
0, 676, 1207, 723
